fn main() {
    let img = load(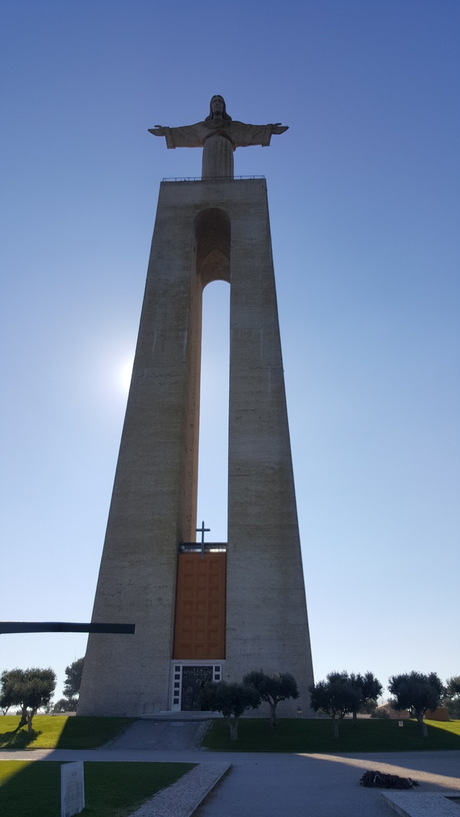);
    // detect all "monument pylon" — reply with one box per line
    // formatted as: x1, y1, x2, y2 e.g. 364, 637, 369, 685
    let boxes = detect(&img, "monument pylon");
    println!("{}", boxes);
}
78, 96, 314, 716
